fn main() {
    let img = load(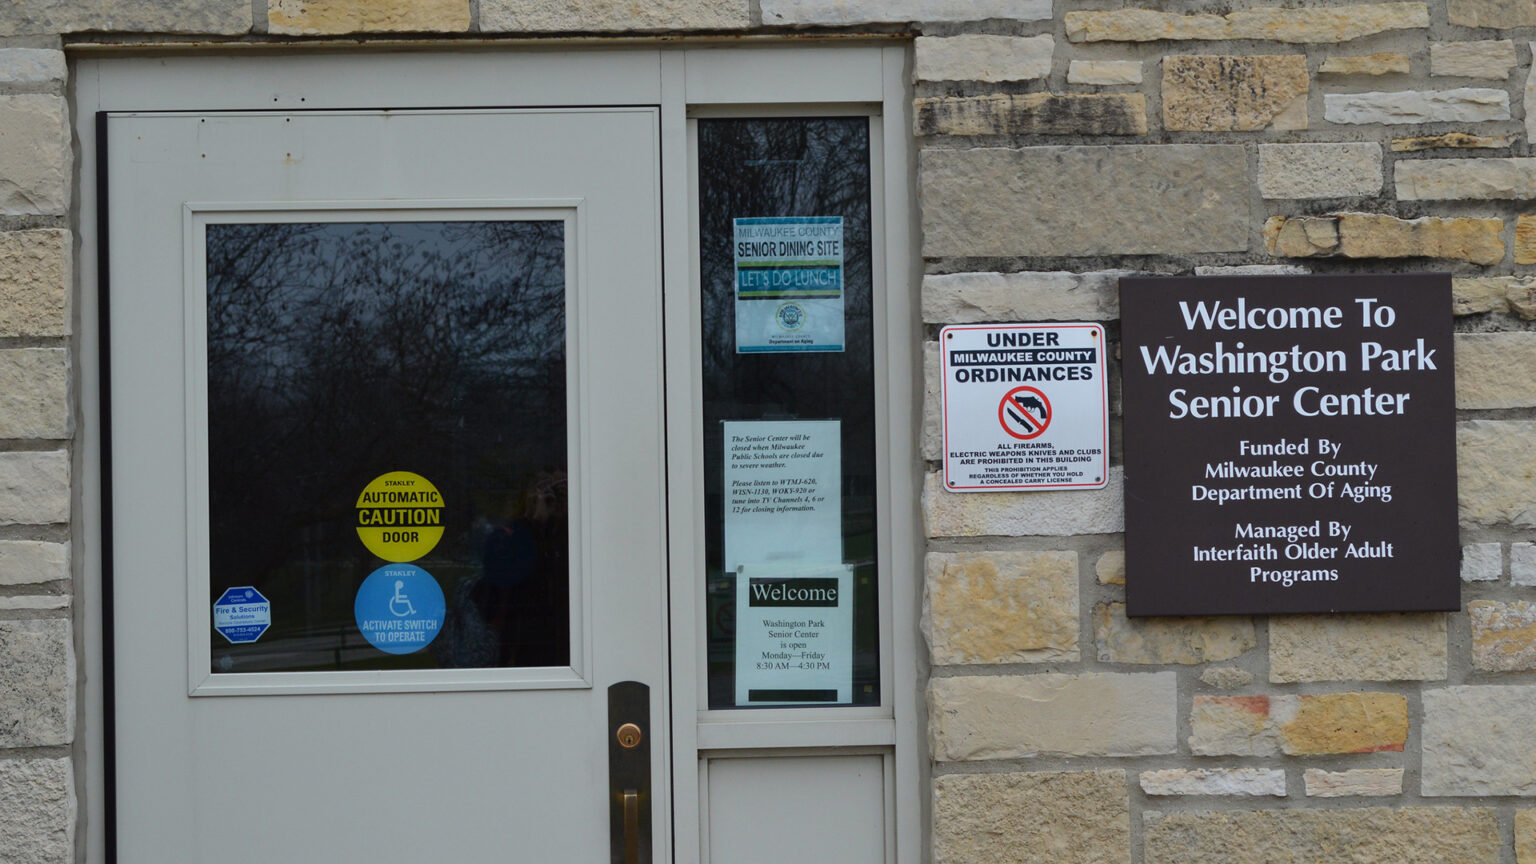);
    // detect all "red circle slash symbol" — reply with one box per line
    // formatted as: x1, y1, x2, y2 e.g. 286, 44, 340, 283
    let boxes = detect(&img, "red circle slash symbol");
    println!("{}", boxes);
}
998, 386, 1052, 440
